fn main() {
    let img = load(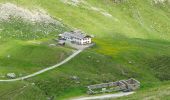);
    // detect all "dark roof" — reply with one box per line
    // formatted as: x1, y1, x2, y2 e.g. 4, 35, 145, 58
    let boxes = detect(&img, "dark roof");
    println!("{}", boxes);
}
60, 30, 91, 39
